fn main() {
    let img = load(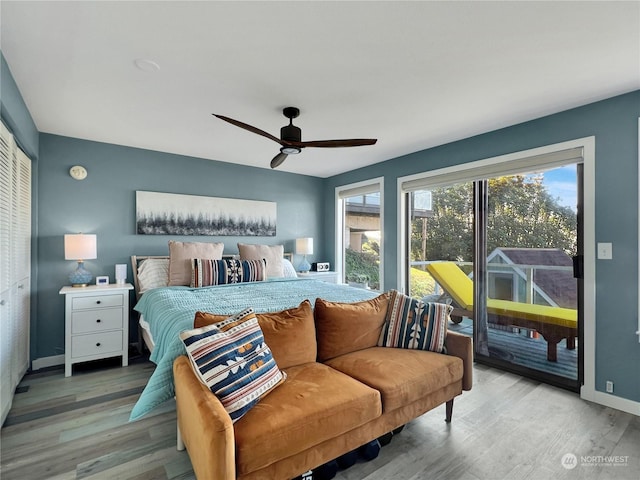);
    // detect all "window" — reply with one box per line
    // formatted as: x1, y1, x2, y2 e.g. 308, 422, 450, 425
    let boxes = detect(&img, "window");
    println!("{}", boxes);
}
336, 178, 383, 291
